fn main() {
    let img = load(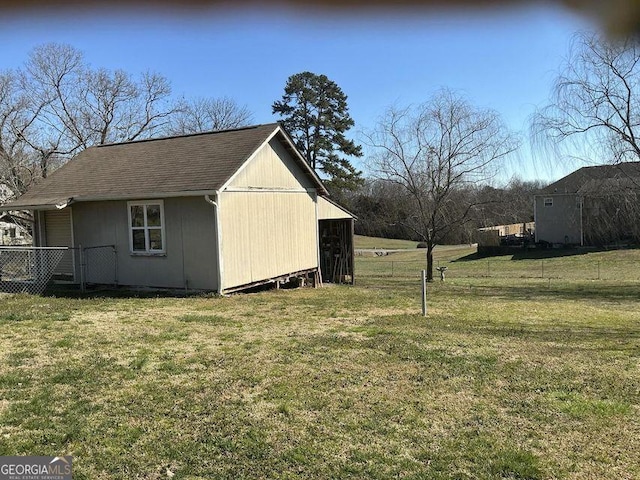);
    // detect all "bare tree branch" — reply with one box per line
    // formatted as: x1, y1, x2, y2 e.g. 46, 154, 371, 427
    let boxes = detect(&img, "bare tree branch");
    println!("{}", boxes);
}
168, 96, 253, 135
532, 32, 640, 165
364, 89, 519, 280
